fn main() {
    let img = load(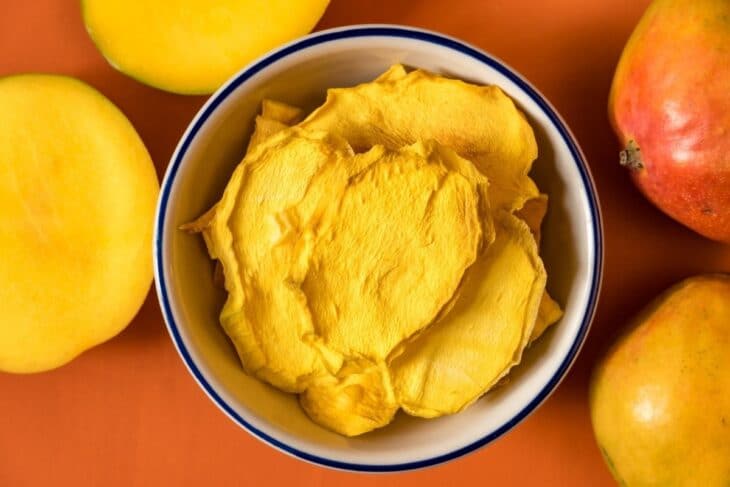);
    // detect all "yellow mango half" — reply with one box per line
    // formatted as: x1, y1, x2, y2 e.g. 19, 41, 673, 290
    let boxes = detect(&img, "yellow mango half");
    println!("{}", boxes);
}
299, 65, 540, 212
0, 75, 159, 373
389, 212, 546, 418
82, 0, 330, 94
